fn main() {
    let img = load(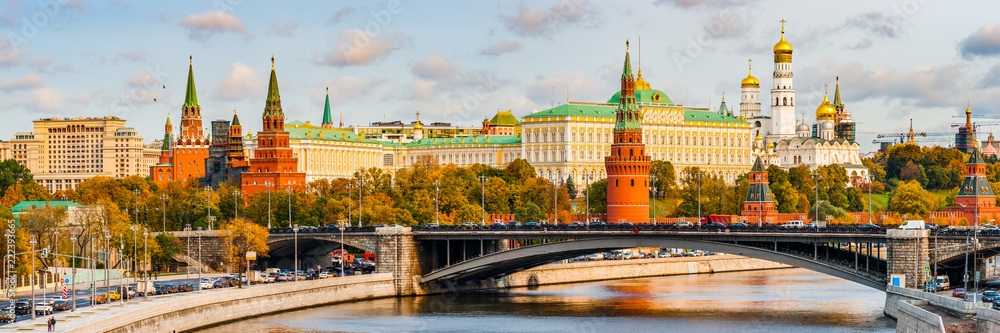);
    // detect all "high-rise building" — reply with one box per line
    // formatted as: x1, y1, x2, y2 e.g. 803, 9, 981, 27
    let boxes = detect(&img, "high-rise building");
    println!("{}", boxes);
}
150, 56, 210, 186
9, 116, 158, 192
770, 20, 796, 141
240, 57, 305, 196
605, 41, 651, 223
